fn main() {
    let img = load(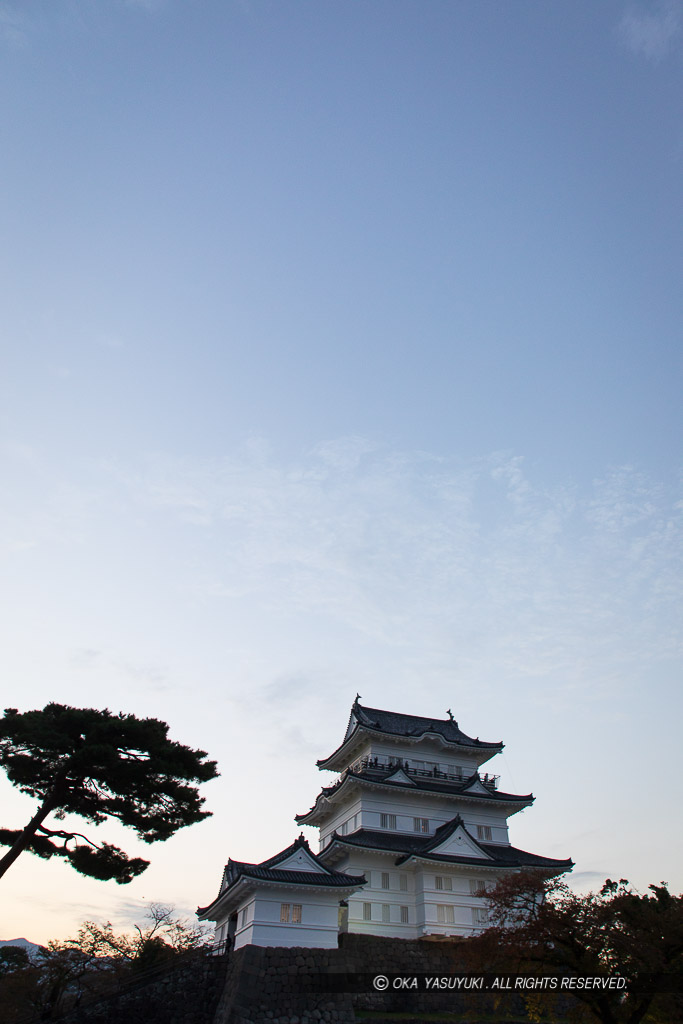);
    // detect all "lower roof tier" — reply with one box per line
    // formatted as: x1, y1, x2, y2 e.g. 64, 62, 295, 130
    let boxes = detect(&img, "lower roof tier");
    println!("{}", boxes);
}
197, 835, 366, 920
318, 816, 573, 873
